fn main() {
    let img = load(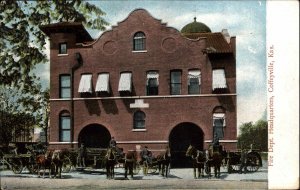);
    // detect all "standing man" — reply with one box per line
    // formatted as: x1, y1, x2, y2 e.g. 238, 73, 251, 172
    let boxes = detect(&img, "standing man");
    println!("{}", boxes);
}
239, 149, 248, 174
77, 143, 86, 167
